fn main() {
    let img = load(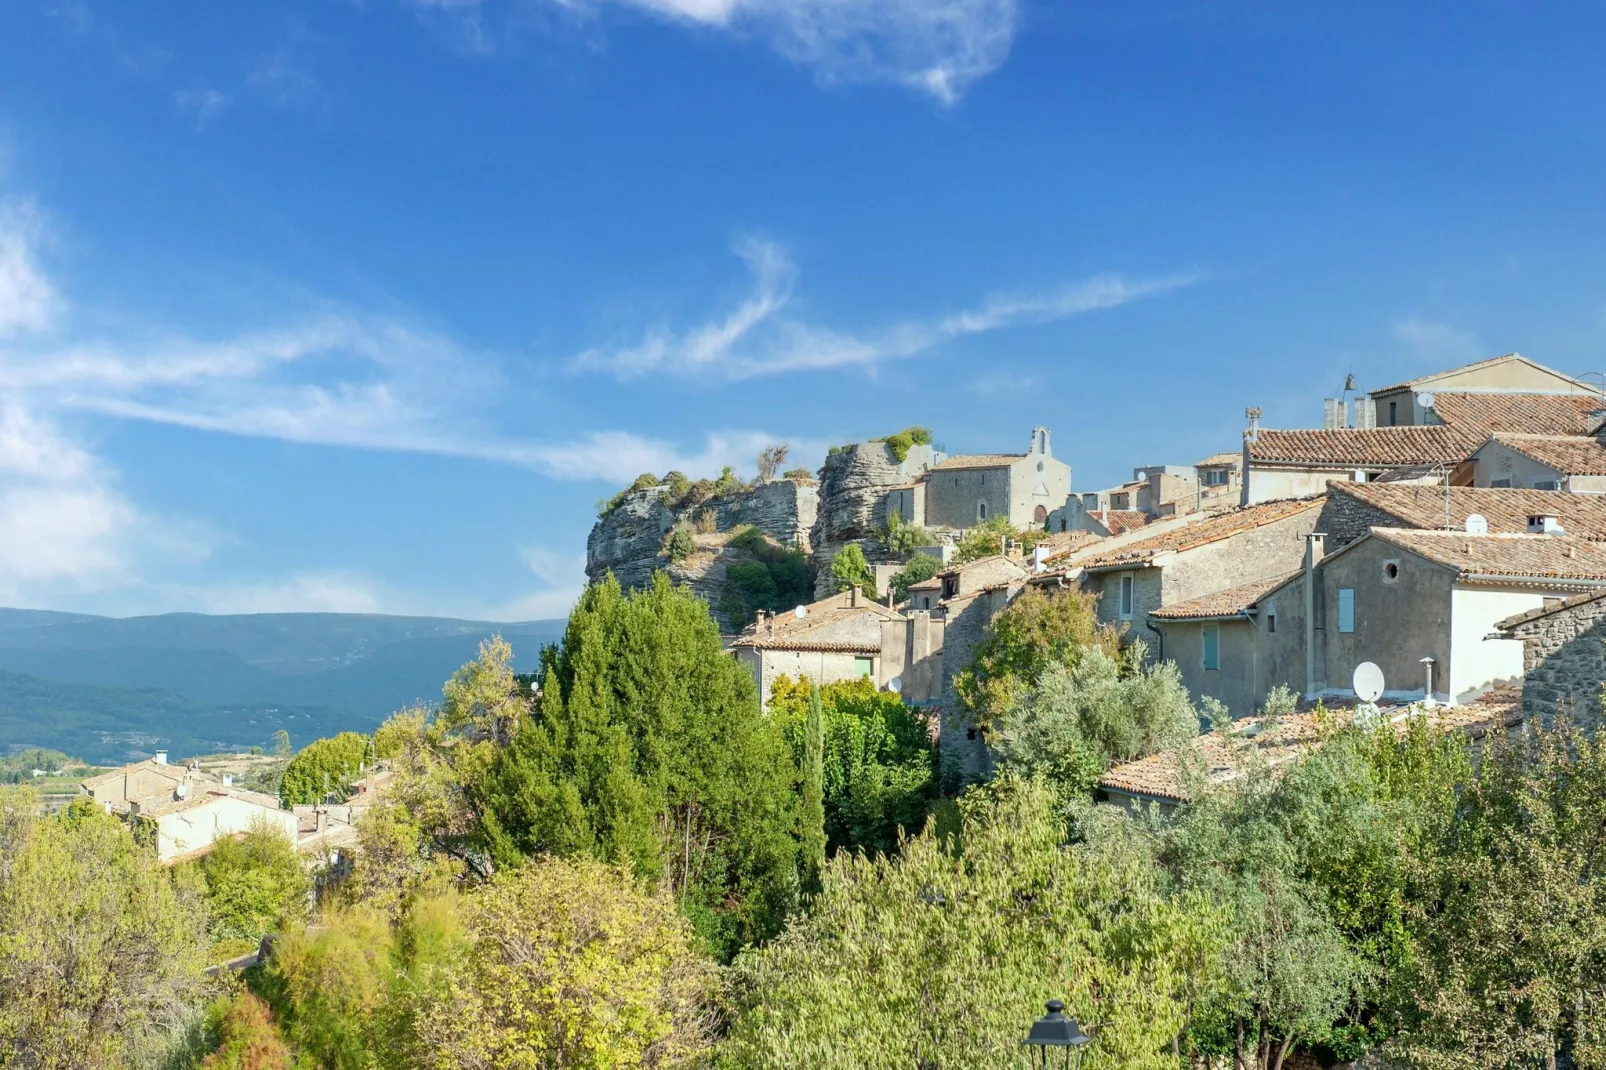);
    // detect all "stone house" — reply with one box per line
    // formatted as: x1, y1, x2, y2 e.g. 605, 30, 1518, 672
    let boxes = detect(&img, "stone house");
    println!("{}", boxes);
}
935, 569, 1031, 782
1194, 452, 1242, 511
1075, 497, 1324, 634
81, 753, 298, 864
1147, 571, 1300, 718
1257, 528, 1606, 706
1241, 354, 1604, 505
910, 427, 1071, 531
731, 588, 922, 710
1470, 433, 1606, 493
1366, 353, 1601, 427
1496, 590, 1606, 729
1315, 480, 1606, 548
